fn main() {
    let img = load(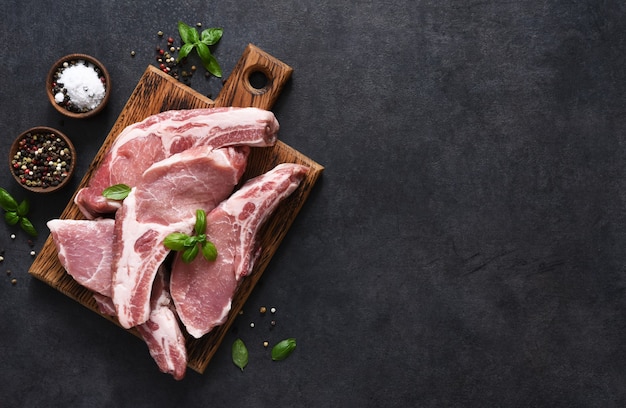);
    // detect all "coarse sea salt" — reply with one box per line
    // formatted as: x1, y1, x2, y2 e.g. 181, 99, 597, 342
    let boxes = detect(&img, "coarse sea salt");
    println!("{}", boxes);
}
56, 61, 106, 110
